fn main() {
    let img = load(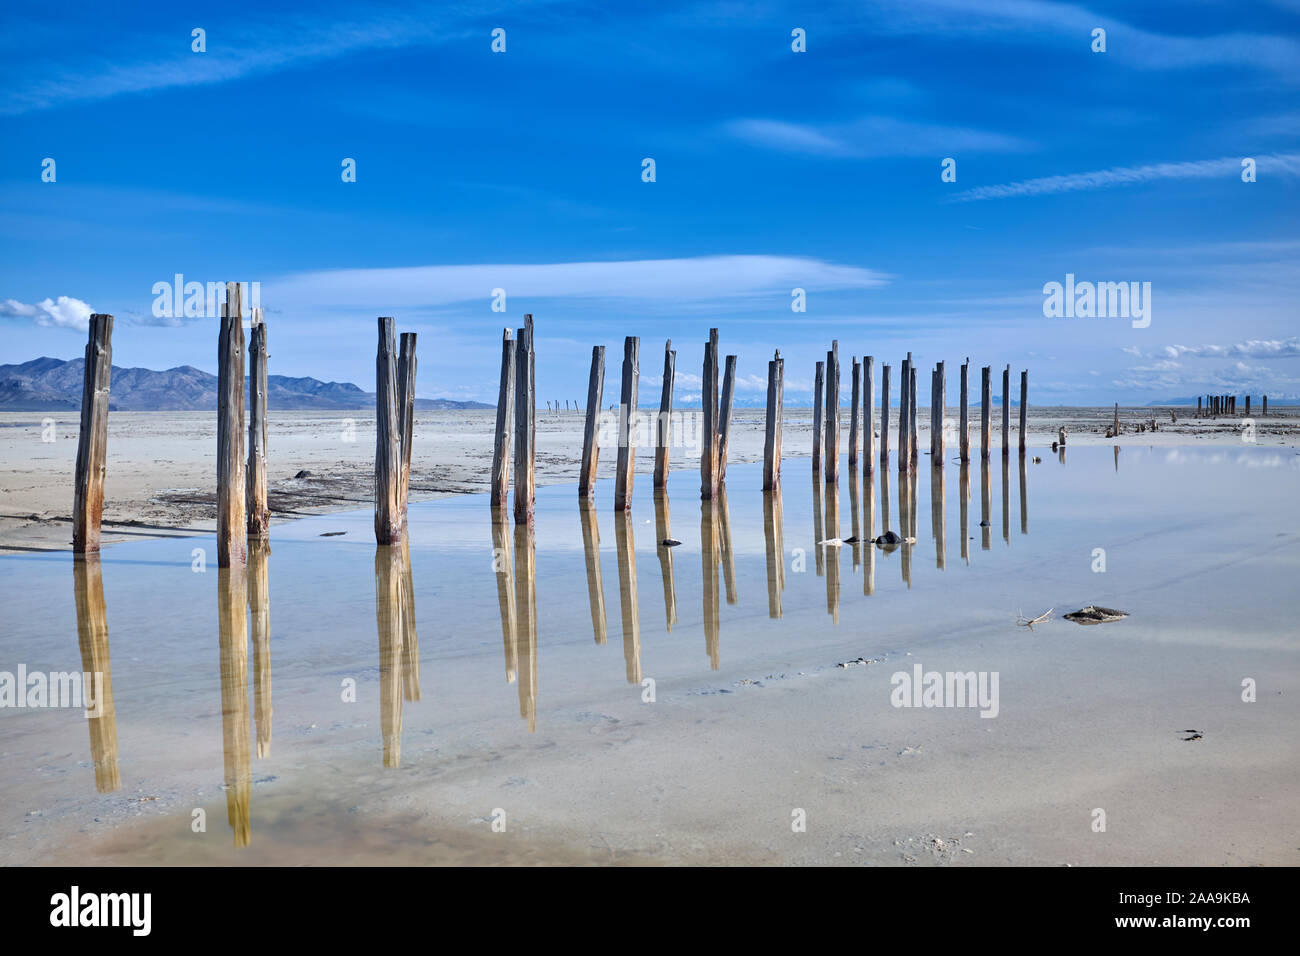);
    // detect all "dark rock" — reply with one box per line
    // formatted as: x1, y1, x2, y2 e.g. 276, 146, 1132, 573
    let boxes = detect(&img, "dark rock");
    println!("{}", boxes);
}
1063, 605, 1129, 625
661, 538, 681, 547
294, 470, 313, 479
873, 530, 902, 545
